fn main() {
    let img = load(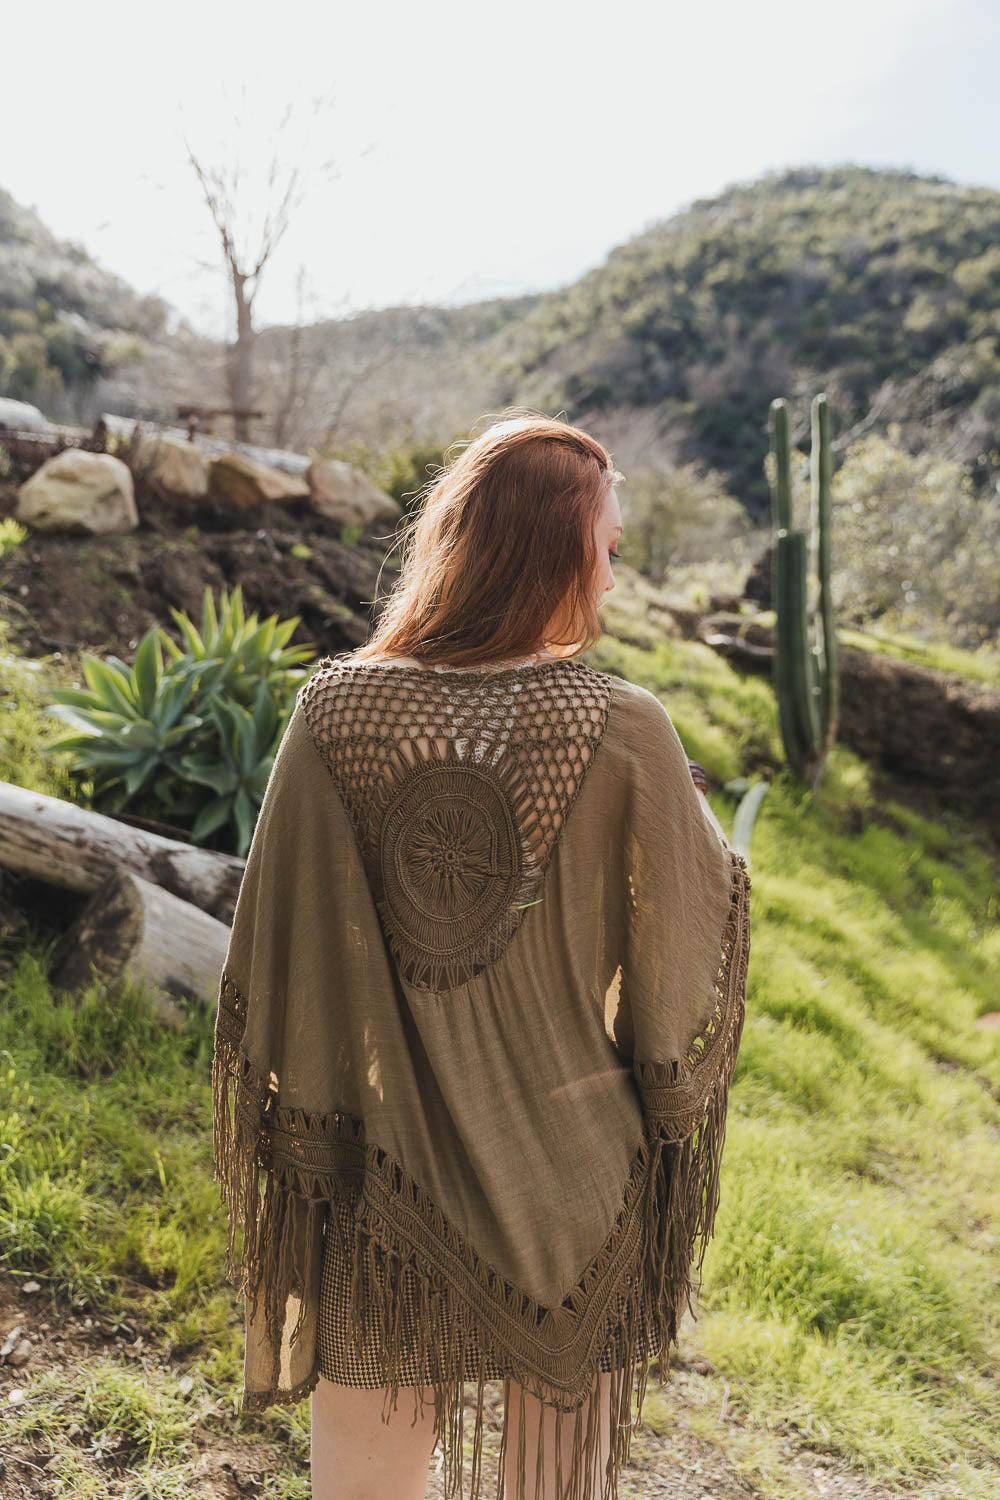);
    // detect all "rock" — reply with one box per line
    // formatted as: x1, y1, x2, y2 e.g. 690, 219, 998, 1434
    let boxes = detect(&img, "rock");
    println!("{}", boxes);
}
0, 397, 52, 433
1, 1325, 23, 1359
15, 448, 139, 534
133, 433, 210, 500
207, 452, 310, 508
6, 1387, 26, 1406
305, 458, 401, 527
21, 1281, 40, 1295
7, 1338, 33, 1367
